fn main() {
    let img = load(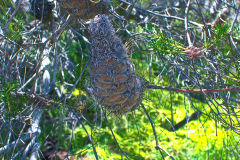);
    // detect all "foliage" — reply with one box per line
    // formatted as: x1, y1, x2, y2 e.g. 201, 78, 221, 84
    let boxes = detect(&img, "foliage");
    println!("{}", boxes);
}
0, 81, 26, 118
63, 90, 240, 160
